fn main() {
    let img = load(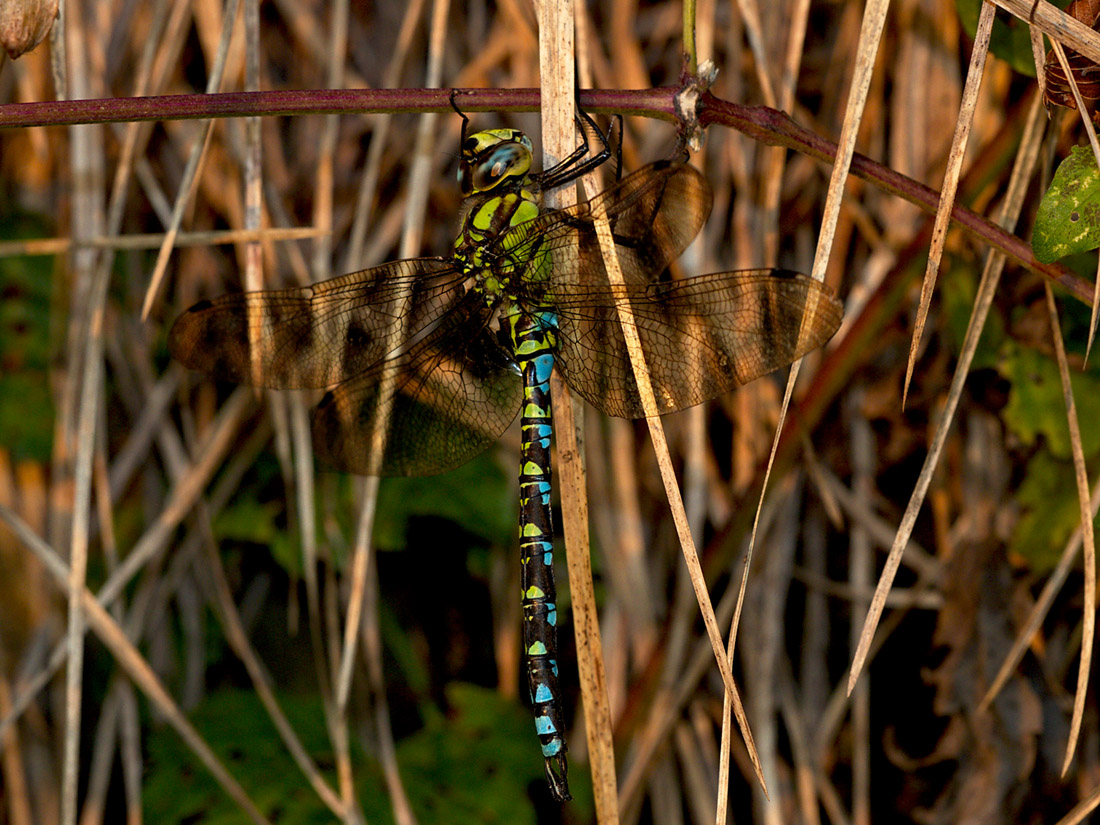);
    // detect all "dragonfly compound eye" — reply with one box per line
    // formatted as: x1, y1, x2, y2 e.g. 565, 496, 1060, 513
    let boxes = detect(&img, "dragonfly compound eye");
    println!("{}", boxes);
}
469, 143, 532, 193
458, 129, 534, 195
